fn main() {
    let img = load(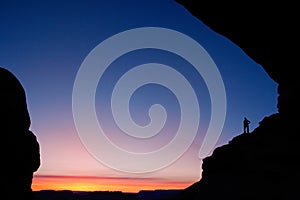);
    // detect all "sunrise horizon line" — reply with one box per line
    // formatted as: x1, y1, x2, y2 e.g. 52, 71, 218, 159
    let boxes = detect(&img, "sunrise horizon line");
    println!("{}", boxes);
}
32, 174, 194, 193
